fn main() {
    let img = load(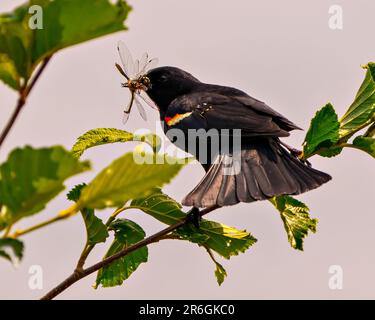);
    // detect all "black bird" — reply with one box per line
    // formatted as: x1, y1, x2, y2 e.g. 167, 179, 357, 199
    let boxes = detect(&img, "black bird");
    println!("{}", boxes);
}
119, 63, 331, 209
146, 67, 331, 207
143, 66, 332, 208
